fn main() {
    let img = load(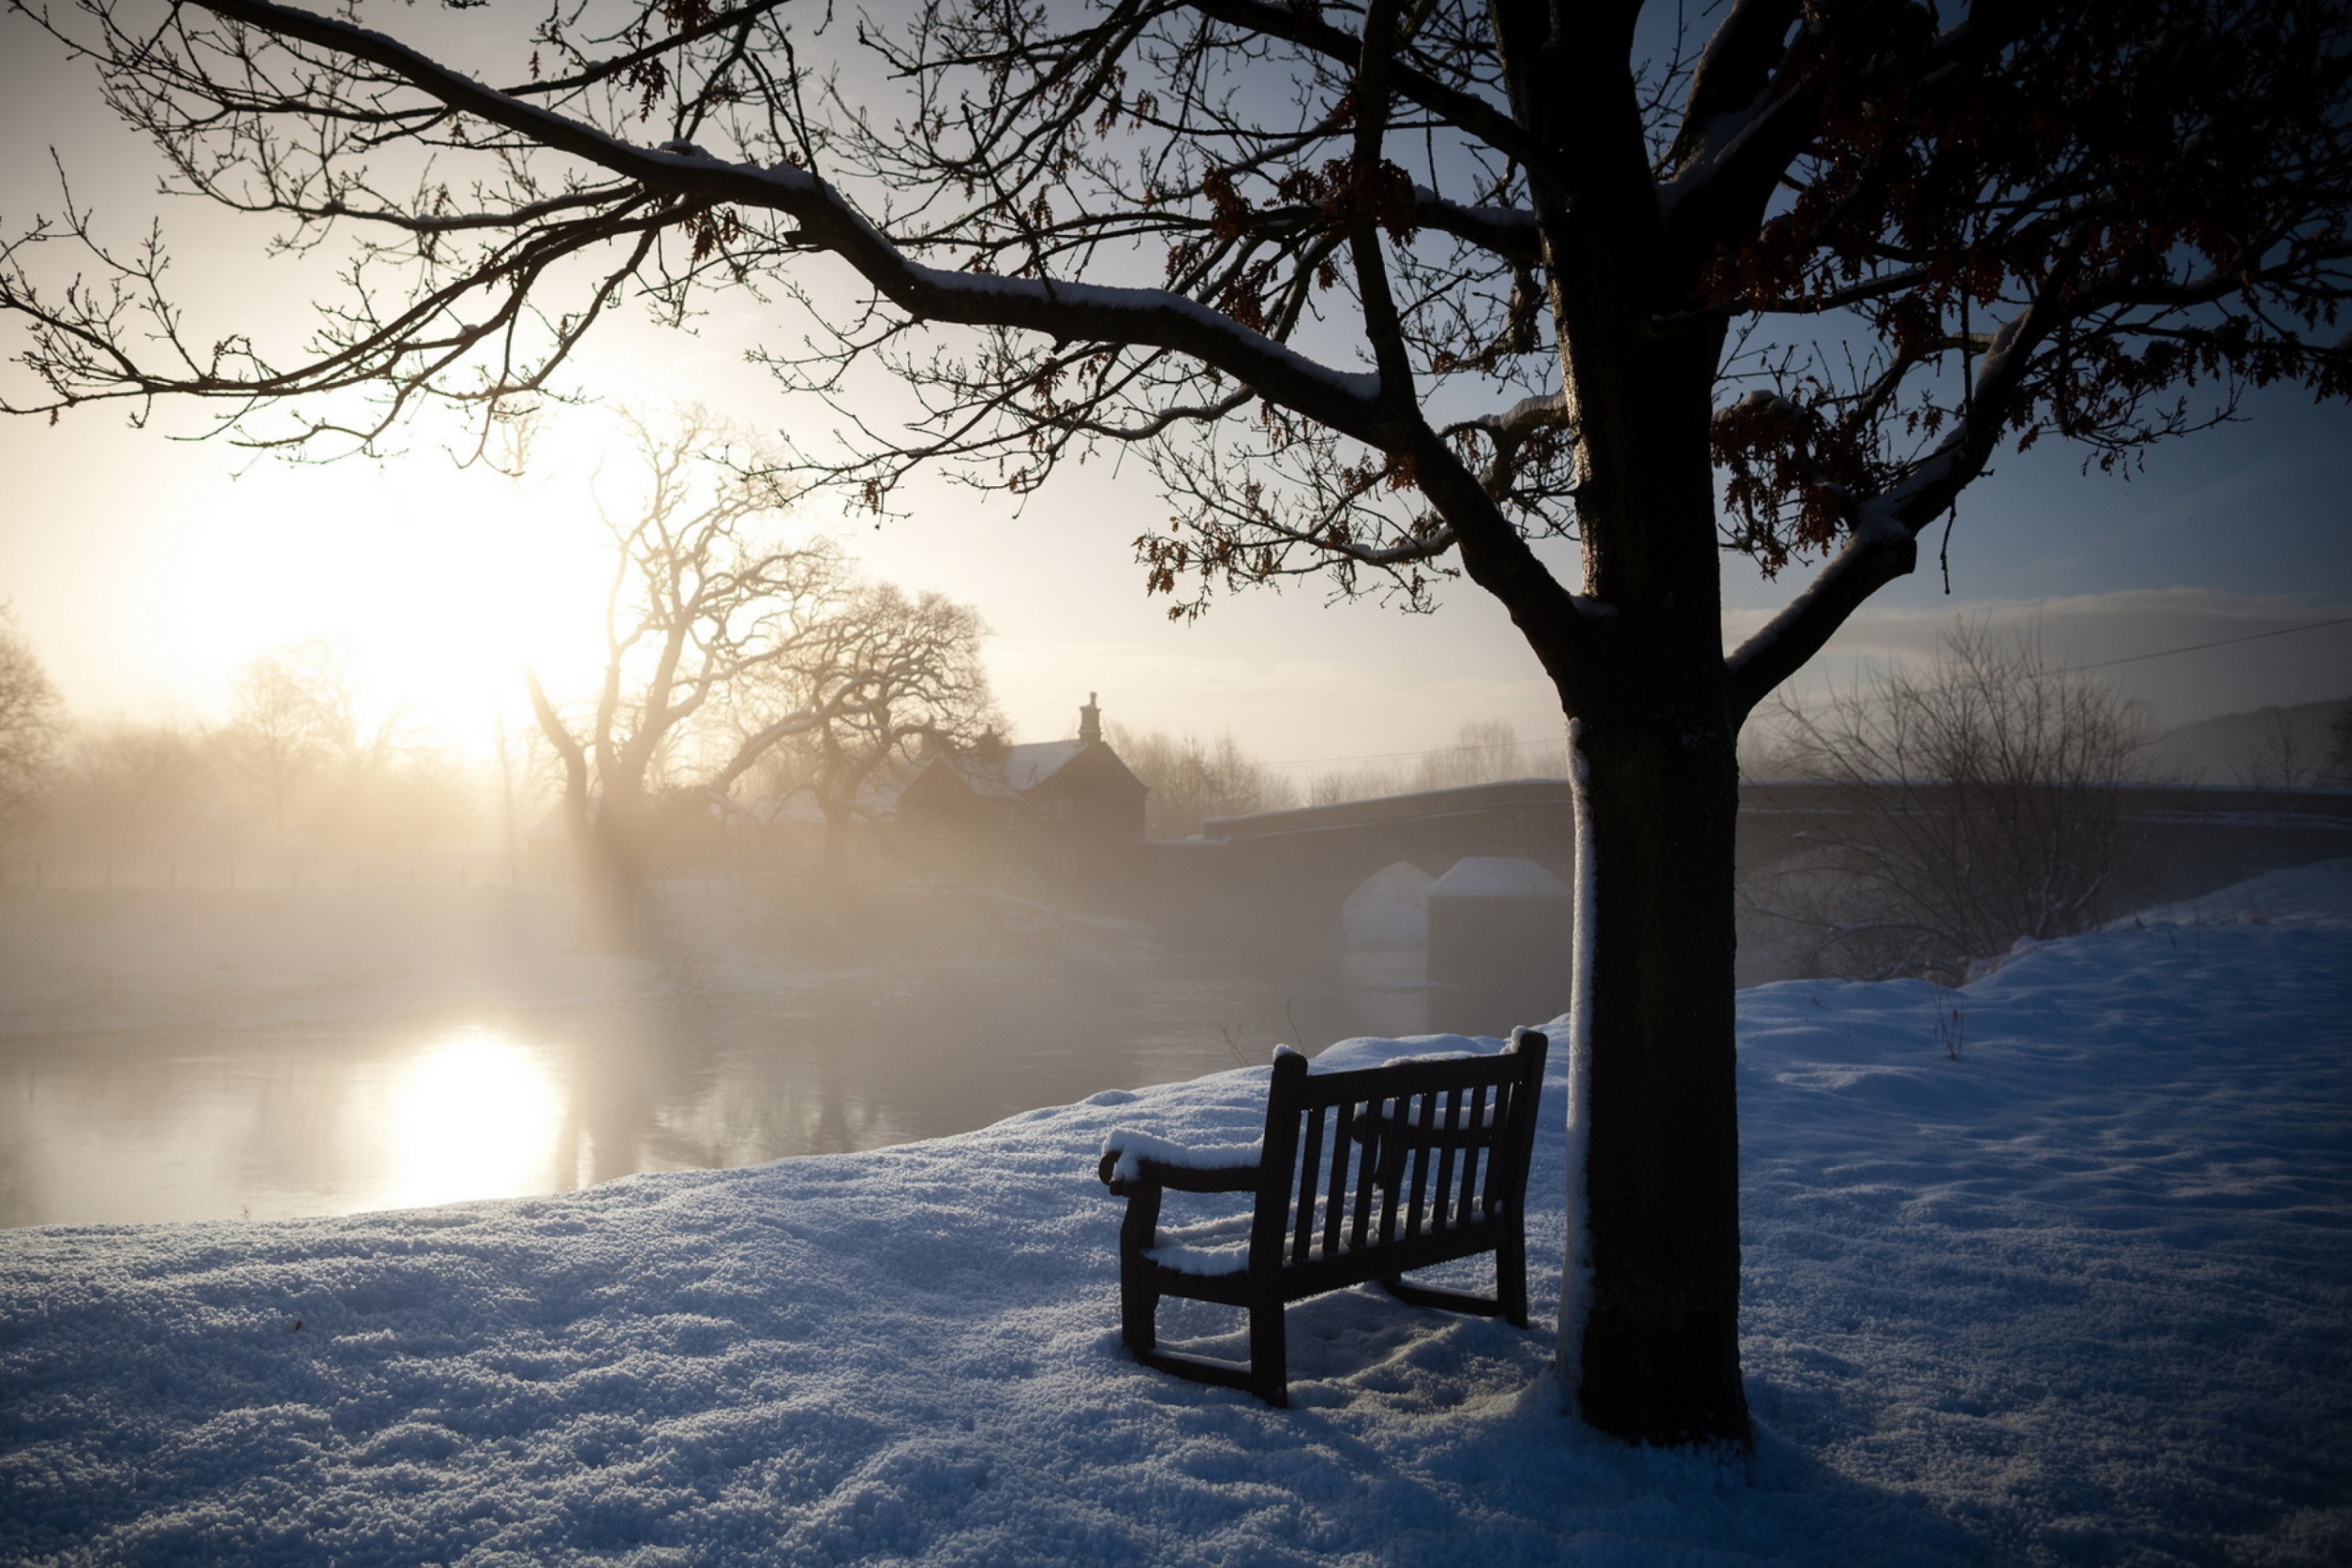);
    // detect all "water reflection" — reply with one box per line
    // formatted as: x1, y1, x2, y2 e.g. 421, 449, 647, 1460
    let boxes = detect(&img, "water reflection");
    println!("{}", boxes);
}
0, 947, 1437, 1227
374, 1029, 564, 1211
